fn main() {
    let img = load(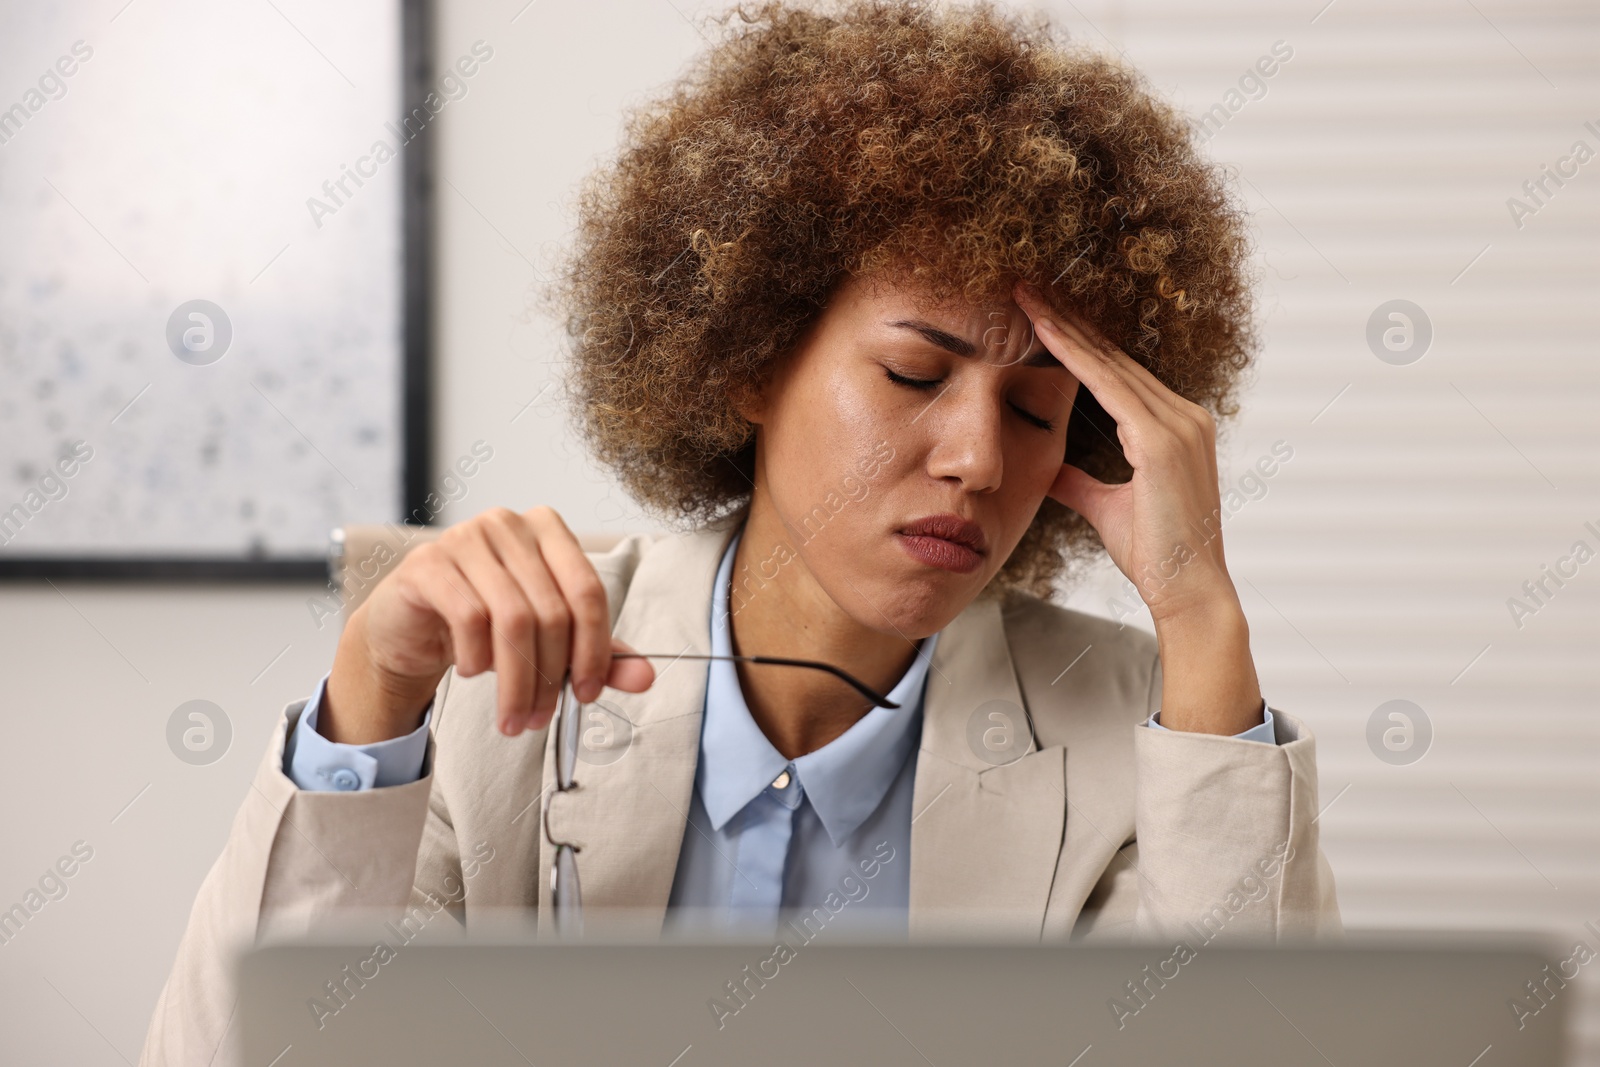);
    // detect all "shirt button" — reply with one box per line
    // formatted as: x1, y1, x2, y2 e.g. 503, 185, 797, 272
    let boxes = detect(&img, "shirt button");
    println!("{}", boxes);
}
772, 770, 791, 790
330, 767, 361, 791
